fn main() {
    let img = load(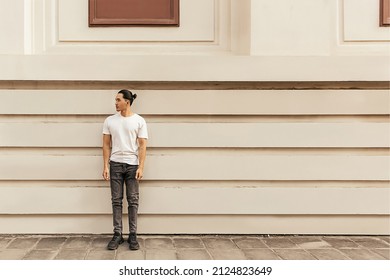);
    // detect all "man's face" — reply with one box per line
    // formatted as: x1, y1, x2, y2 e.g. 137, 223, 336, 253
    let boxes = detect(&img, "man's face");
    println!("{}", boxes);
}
115, 93, 129, 111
